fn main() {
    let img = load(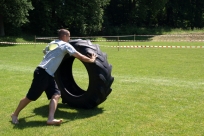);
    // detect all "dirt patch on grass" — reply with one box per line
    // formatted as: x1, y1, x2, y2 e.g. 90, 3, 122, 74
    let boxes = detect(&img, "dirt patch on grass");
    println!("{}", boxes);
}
151, 33, 204, 41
